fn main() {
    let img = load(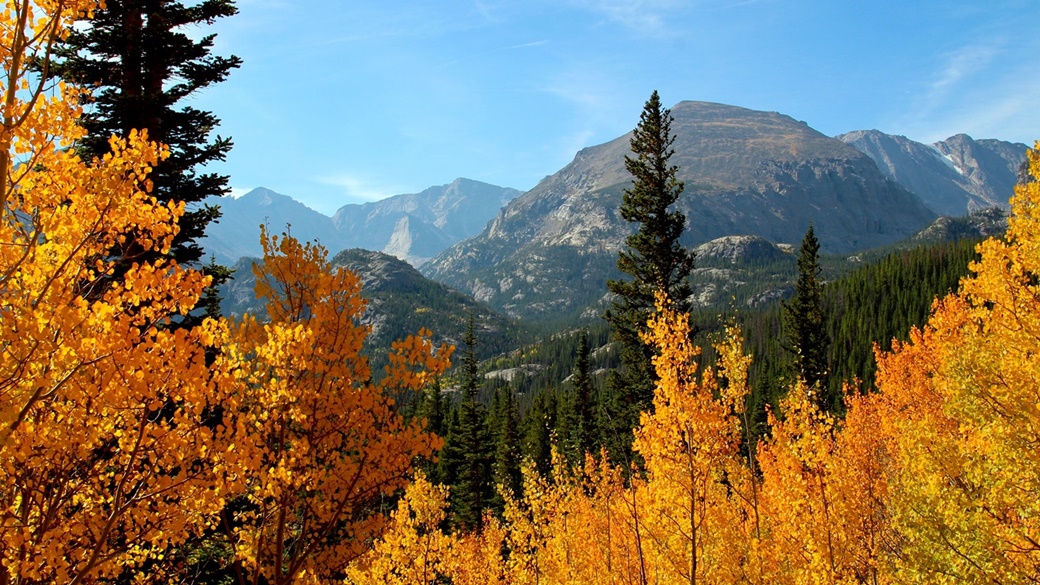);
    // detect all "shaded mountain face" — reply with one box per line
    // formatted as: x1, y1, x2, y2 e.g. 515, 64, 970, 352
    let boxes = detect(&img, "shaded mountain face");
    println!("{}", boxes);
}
219, 249, 520, 361
423, 101, 937, 321
199, 179, 520, 267
912, 207, 1009, 245
838, 130, 1027, 216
